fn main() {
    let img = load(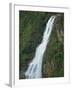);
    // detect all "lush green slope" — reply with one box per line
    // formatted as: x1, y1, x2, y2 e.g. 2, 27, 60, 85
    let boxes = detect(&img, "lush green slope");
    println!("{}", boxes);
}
19, 11, 64, 79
